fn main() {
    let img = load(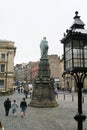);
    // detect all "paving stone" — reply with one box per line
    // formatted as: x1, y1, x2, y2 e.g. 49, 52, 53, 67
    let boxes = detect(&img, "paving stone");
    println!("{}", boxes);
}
0, 91, 87, 130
